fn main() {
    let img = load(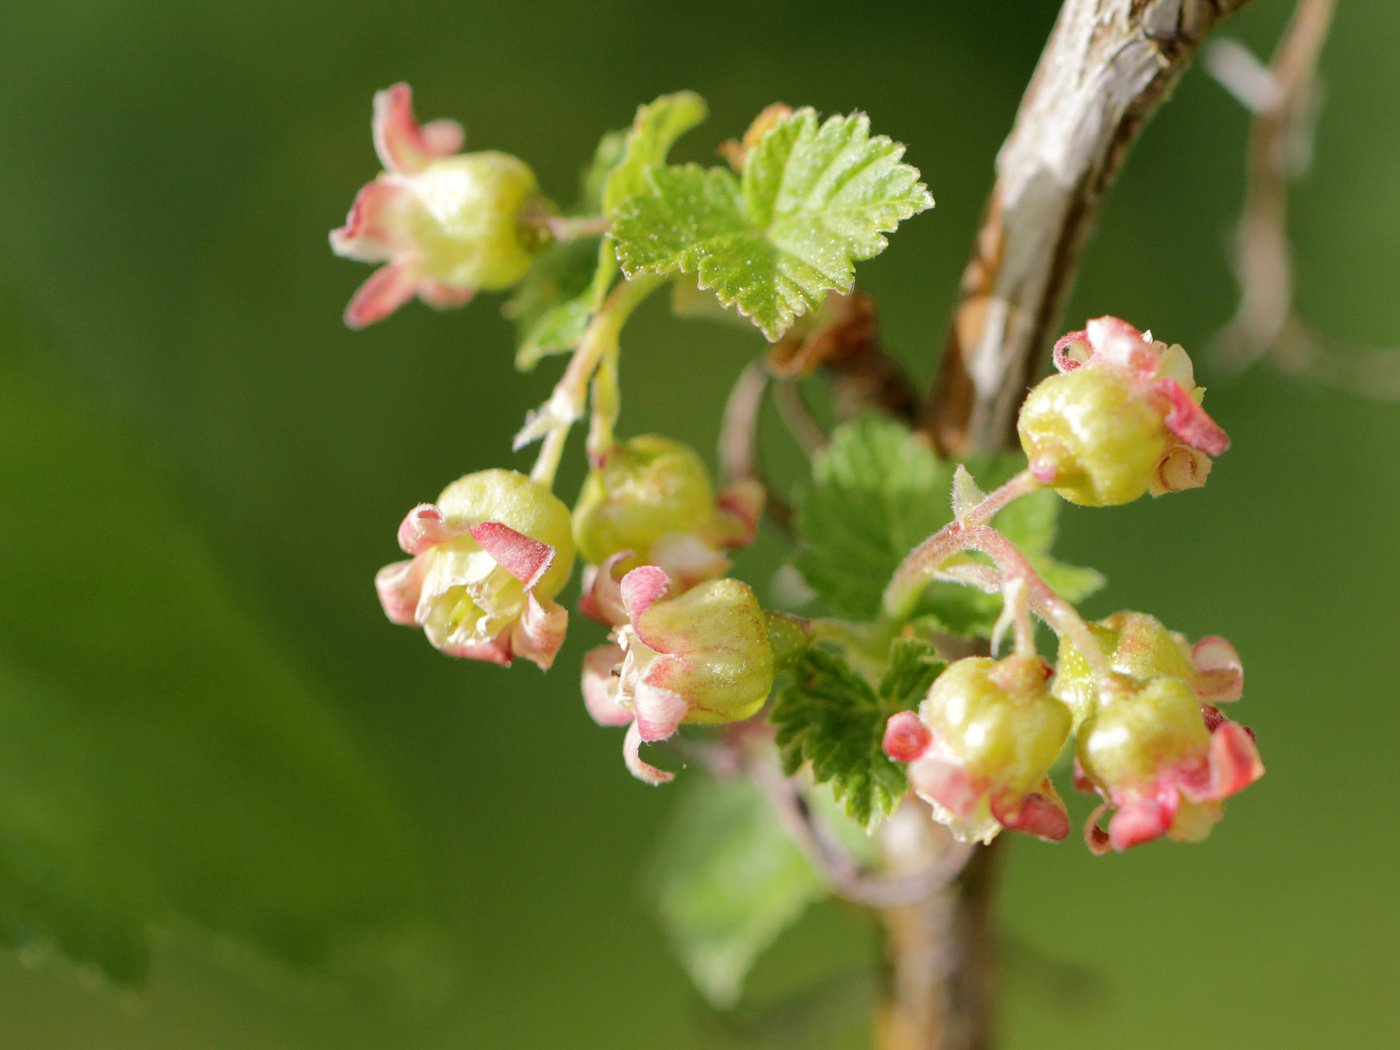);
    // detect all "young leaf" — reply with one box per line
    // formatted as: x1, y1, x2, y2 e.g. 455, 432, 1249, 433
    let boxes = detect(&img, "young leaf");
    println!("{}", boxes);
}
772, 639, 945, 829
612, 108, 932, 340
793, 415, 954, 620
645, 776, 827, 1008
